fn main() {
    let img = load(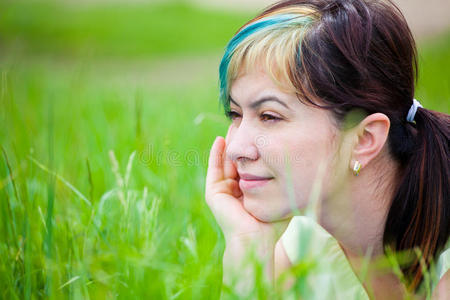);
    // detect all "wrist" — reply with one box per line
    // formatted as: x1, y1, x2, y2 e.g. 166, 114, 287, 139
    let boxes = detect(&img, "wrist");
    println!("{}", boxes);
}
223, 236, 276, 295
225, 233, 276, 258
